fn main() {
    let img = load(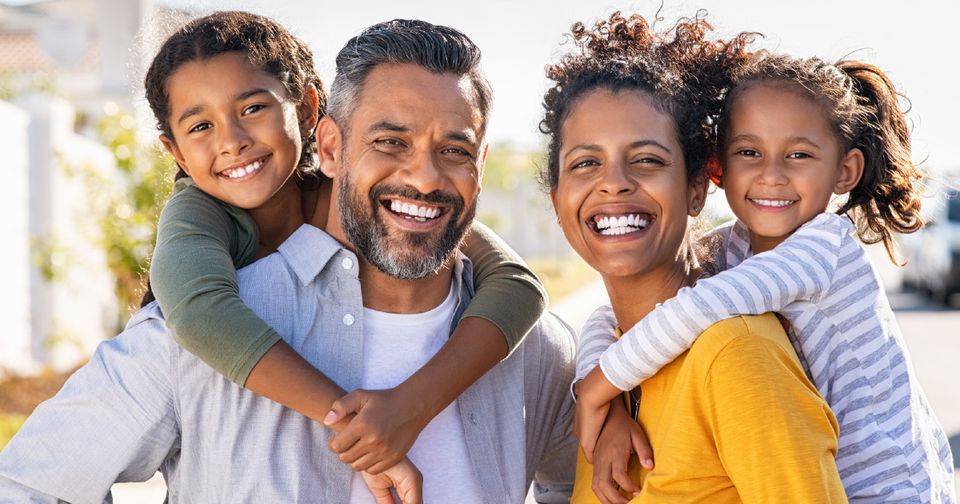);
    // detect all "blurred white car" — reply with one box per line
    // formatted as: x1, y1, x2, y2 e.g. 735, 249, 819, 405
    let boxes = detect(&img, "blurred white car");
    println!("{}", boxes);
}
901, 188, 960, 305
